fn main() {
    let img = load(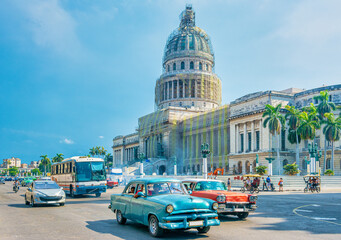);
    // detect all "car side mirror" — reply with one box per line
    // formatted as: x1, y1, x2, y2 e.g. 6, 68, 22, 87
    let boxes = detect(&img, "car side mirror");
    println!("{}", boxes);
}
187, 189, 192, 194
136, 191, 145, 198
28, 188, 32, 192
60, 187, 63, 190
